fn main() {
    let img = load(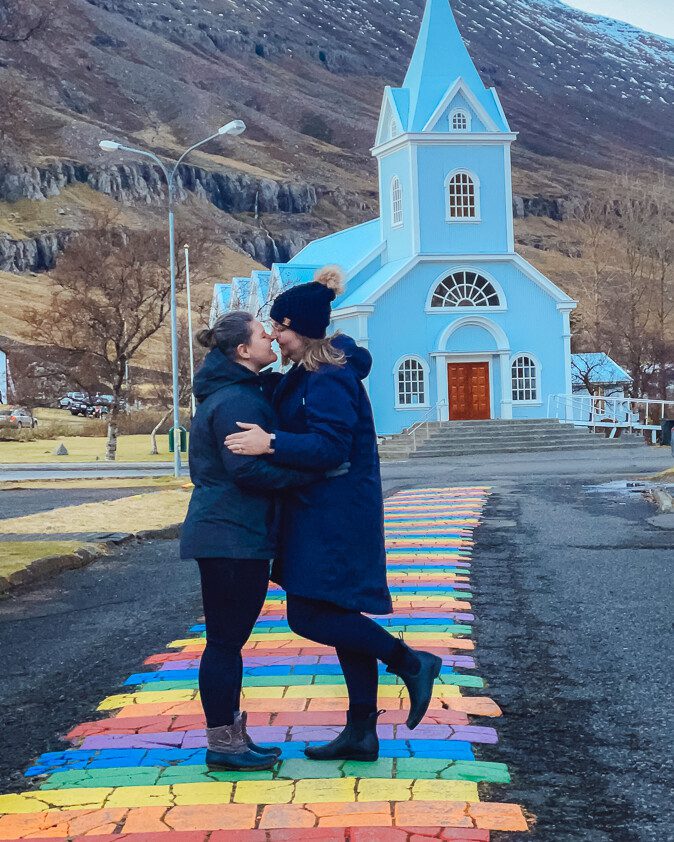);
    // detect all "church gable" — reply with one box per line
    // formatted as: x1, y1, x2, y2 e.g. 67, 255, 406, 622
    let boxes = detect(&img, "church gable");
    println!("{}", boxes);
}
375, 87, 407, 146
423, 82, 498, 134
426, 90, 486, 134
